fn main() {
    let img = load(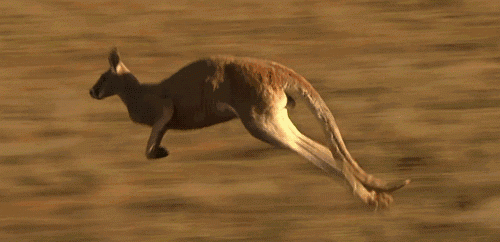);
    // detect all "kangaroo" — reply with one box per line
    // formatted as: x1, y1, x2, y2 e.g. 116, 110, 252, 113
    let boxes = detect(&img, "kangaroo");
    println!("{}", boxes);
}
90, 48, 410, 209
